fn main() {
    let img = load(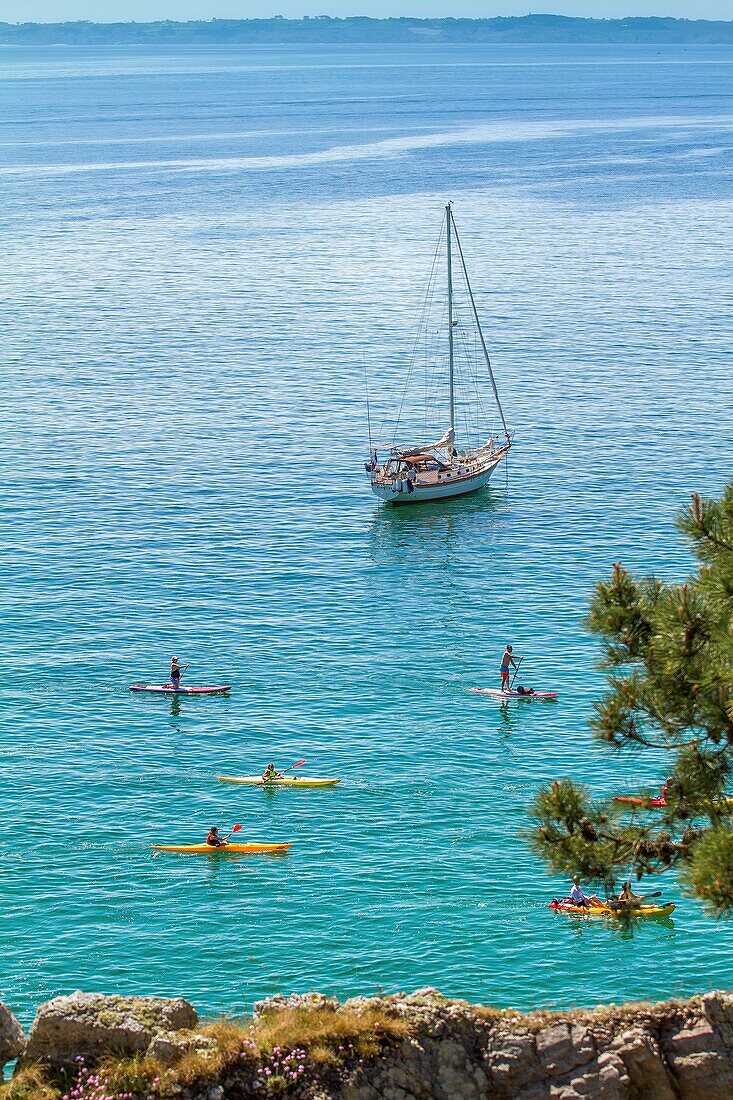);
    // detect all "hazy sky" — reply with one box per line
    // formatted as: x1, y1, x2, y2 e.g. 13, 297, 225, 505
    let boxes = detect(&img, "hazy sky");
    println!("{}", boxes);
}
2, 2, 732, 22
